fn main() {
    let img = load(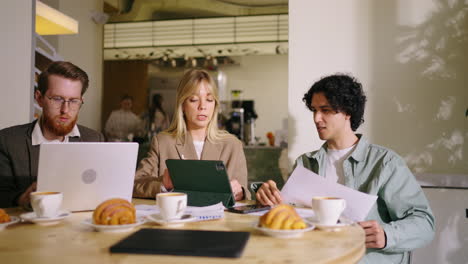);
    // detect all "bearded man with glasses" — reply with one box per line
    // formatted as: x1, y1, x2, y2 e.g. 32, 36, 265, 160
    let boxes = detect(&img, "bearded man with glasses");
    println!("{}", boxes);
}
0, 61, 104, 208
